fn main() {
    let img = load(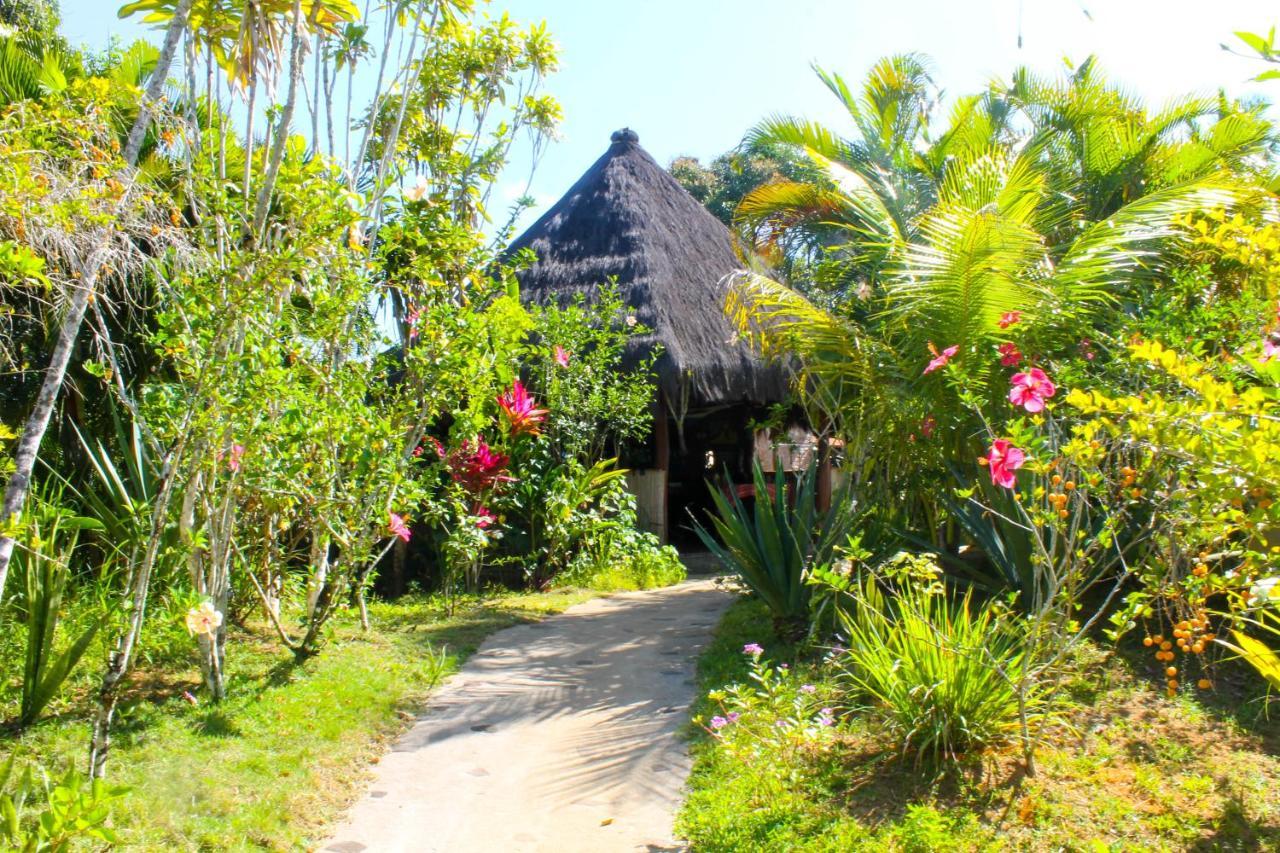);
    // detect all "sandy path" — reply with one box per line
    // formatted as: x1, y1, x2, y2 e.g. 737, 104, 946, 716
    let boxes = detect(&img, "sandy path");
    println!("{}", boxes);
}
322, 579, 731, 853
